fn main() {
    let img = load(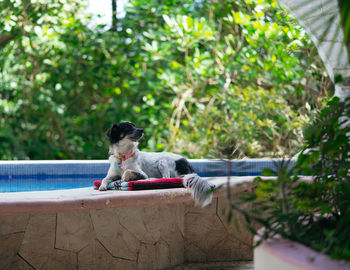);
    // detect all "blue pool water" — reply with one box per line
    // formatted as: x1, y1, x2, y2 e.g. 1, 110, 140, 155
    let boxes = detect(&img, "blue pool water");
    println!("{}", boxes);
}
0, 174, 105, 193
0, 159, 294, 193
0, 173, 257, 193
